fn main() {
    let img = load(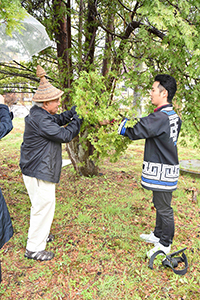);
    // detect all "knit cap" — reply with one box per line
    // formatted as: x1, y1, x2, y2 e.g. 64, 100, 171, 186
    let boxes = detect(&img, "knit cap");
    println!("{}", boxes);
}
32, 65, 64, 102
